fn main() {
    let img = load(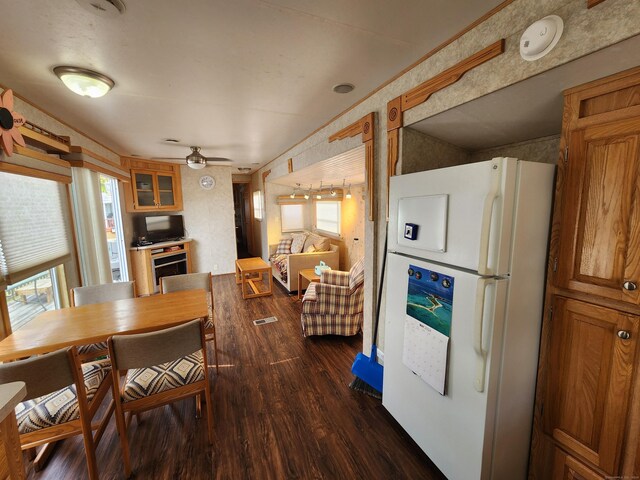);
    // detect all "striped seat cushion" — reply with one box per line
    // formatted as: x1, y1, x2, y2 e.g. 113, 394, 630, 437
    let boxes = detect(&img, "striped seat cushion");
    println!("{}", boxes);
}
205, 306, 215, 331
15, 359, 111, 434
122, 350, 205, 402
77, 341, 108, 356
